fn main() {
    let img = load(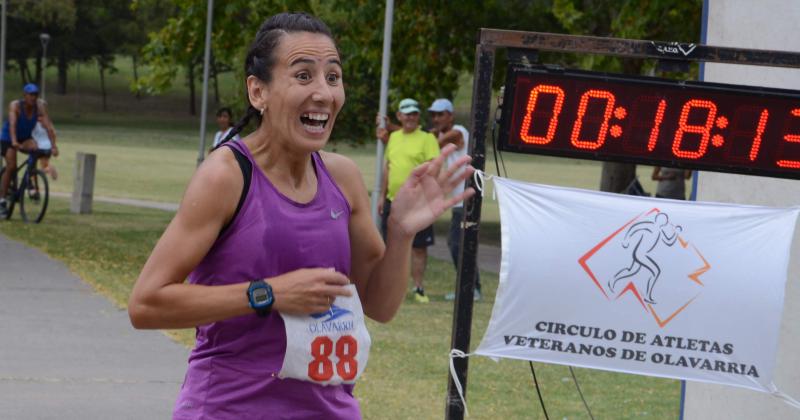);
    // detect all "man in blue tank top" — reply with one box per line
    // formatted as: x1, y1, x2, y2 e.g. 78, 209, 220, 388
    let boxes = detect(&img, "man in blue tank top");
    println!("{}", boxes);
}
0, 83, 57, 215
